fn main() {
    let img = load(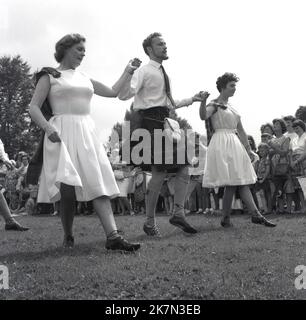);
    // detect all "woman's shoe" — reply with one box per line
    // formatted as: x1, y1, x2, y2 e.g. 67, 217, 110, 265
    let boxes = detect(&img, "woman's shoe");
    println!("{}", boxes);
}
63, 235, 74, 248
251, 216, 276, 227
5, 221, 29, 231
105, 236, 141, 252
220, 216, 233, 228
